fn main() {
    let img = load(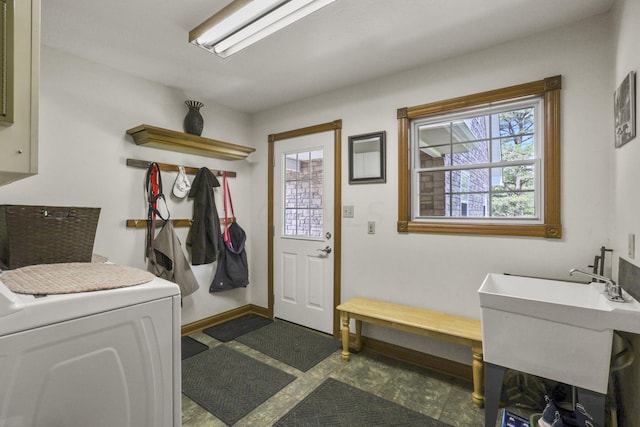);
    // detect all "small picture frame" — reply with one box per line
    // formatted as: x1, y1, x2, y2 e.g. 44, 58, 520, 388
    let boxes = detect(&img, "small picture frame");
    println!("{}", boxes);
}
615, 71, 636, 148
348, 131, 386, 184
